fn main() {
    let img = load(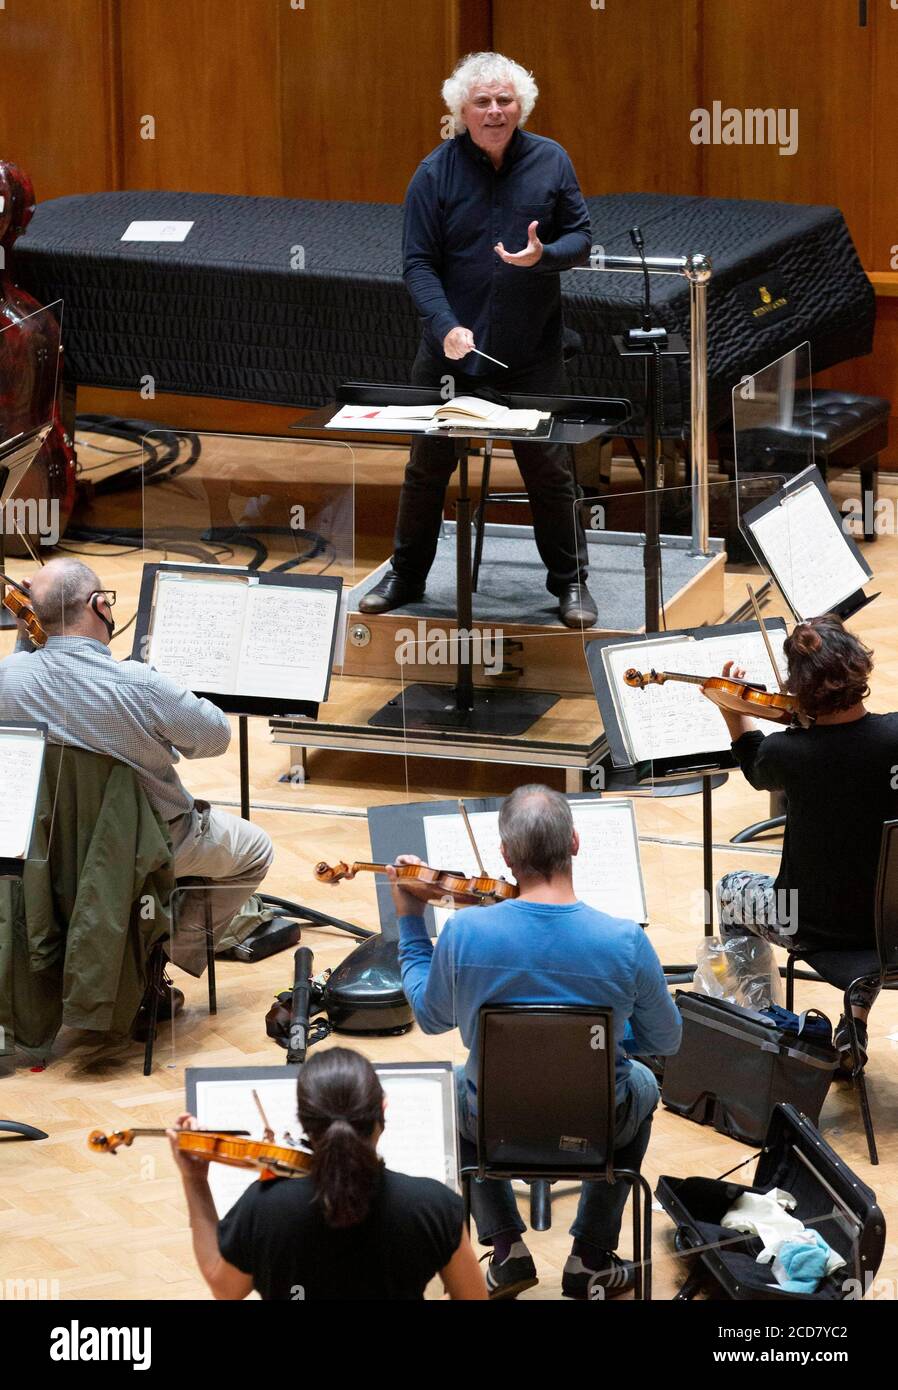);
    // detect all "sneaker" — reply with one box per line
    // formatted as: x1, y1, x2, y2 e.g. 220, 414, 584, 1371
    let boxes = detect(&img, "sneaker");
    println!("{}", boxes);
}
562, 1251, 636, 1300
833, 1015, 868, 1079
481, 1242, 538, 1299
